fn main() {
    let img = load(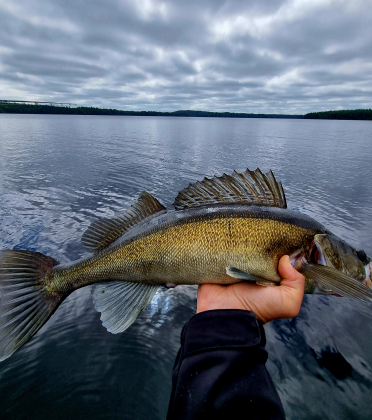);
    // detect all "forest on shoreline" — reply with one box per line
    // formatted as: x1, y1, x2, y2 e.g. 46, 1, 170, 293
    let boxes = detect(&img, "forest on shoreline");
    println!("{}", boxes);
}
303, 109, 372, 120
0, 103, 300, 118
0, 103, 371, 120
